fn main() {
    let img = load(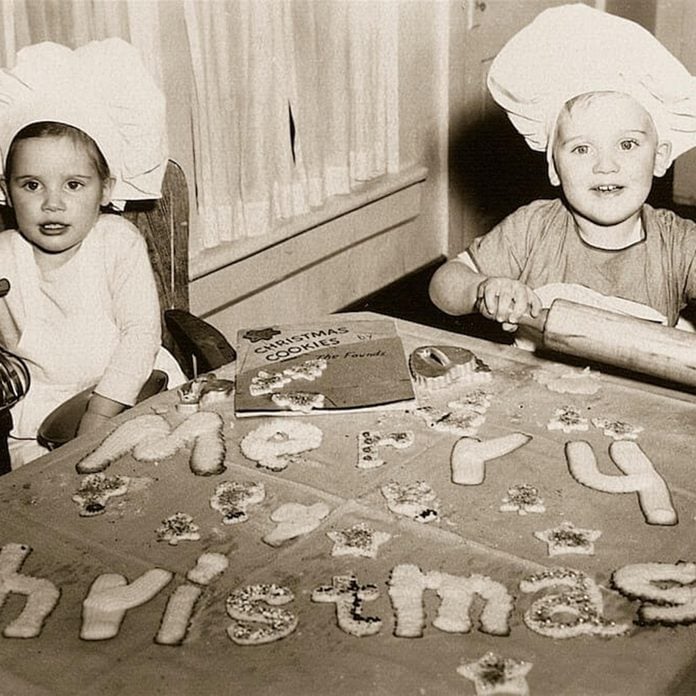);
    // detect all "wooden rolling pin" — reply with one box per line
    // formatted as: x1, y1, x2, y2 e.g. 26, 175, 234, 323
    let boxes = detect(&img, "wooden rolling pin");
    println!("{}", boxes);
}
518, 299, 696, 389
